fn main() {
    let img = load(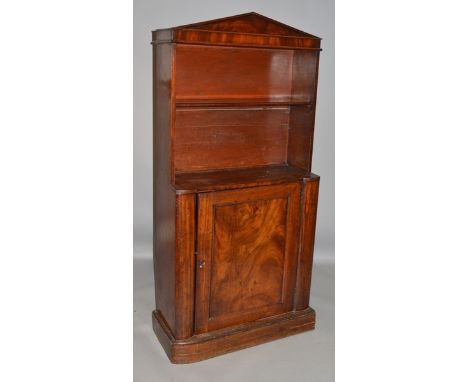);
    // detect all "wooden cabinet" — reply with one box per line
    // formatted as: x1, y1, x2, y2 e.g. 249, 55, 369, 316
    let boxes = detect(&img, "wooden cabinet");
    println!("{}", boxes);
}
152, 12, 322, 363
